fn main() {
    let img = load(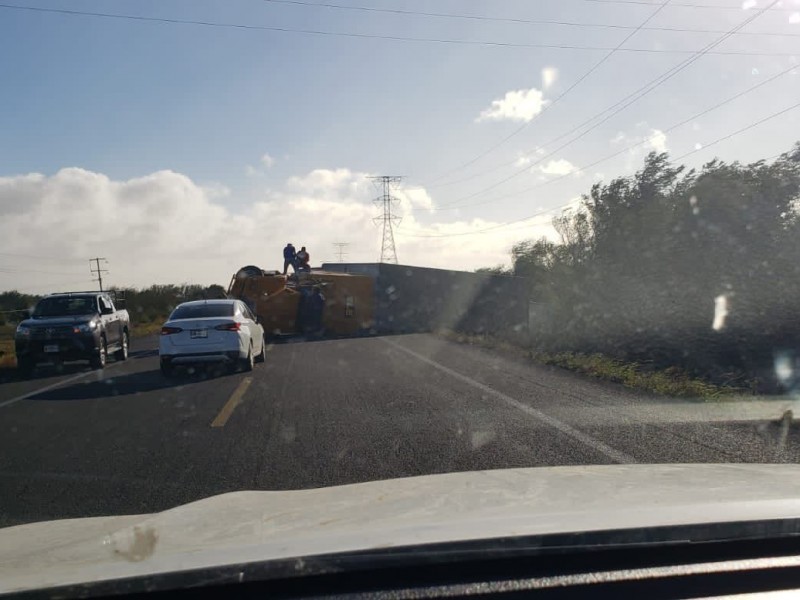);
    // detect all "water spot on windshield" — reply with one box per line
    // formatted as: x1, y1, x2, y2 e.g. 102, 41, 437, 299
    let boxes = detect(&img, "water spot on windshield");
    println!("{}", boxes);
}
712, 295, 729, 331
110, 526, 158, 562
